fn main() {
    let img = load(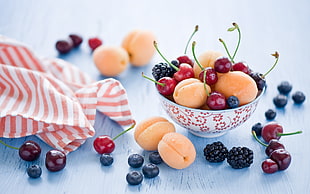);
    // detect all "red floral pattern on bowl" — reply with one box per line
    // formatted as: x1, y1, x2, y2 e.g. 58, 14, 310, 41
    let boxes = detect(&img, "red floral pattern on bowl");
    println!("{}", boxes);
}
159, 89, 265, 138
